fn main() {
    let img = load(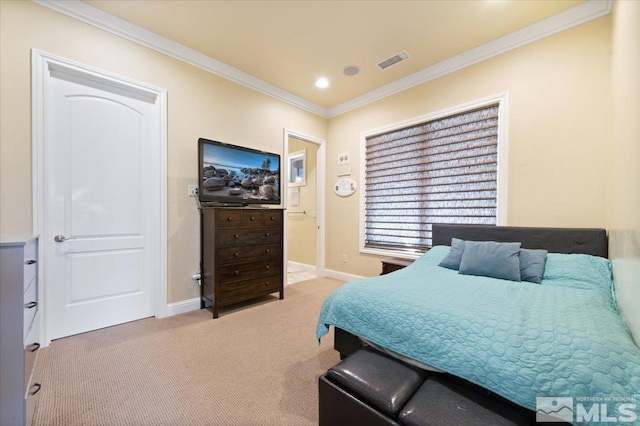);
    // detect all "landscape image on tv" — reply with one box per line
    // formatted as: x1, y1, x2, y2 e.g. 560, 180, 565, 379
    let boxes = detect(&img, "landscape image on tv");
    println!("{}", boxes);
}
201, 142, 280, 202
